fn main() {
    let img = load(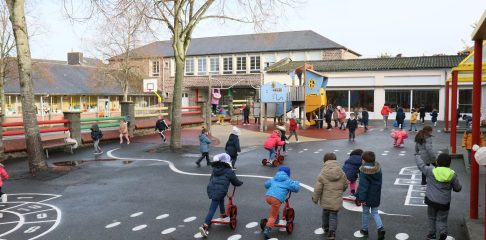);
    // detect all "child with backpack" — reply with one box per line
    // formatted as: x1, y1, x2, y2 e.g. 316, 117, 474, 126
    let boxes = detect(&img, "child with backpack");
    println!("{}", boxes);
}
409, 109, 418, 132
196, 127, 212, 167
287, 117, 299, 142
356, 151, 386, 240
199, 153, 243, 237
0, 163, 9, 203
262, 166, 300, 239
225, 127, 241, 170
431, 109, 439, 127
263, 130, 285, 162
312, 153, 348, 240
415, 153, 462, 240
346, 113, 358, 142
90, 124, 103, 154
276, 124, 287, 153
342, 149, 364, 194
